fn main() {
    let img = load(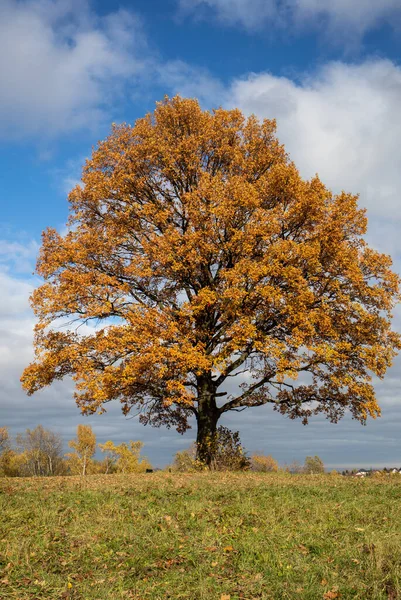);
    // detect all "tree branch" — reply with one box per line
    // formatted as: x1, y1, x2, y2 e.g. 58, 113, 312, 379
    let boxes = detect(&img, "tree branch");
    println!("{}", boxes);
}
218, 374, 275, 414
